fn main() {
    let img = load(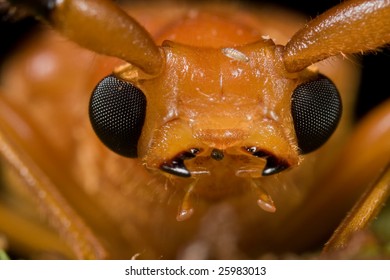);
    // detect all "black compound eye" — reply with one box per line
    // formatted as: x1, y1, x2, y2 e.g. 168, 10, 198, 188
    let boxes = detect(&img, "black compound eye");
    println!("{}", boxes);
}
291, 74, 342, 154
89, 75, 146, 157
